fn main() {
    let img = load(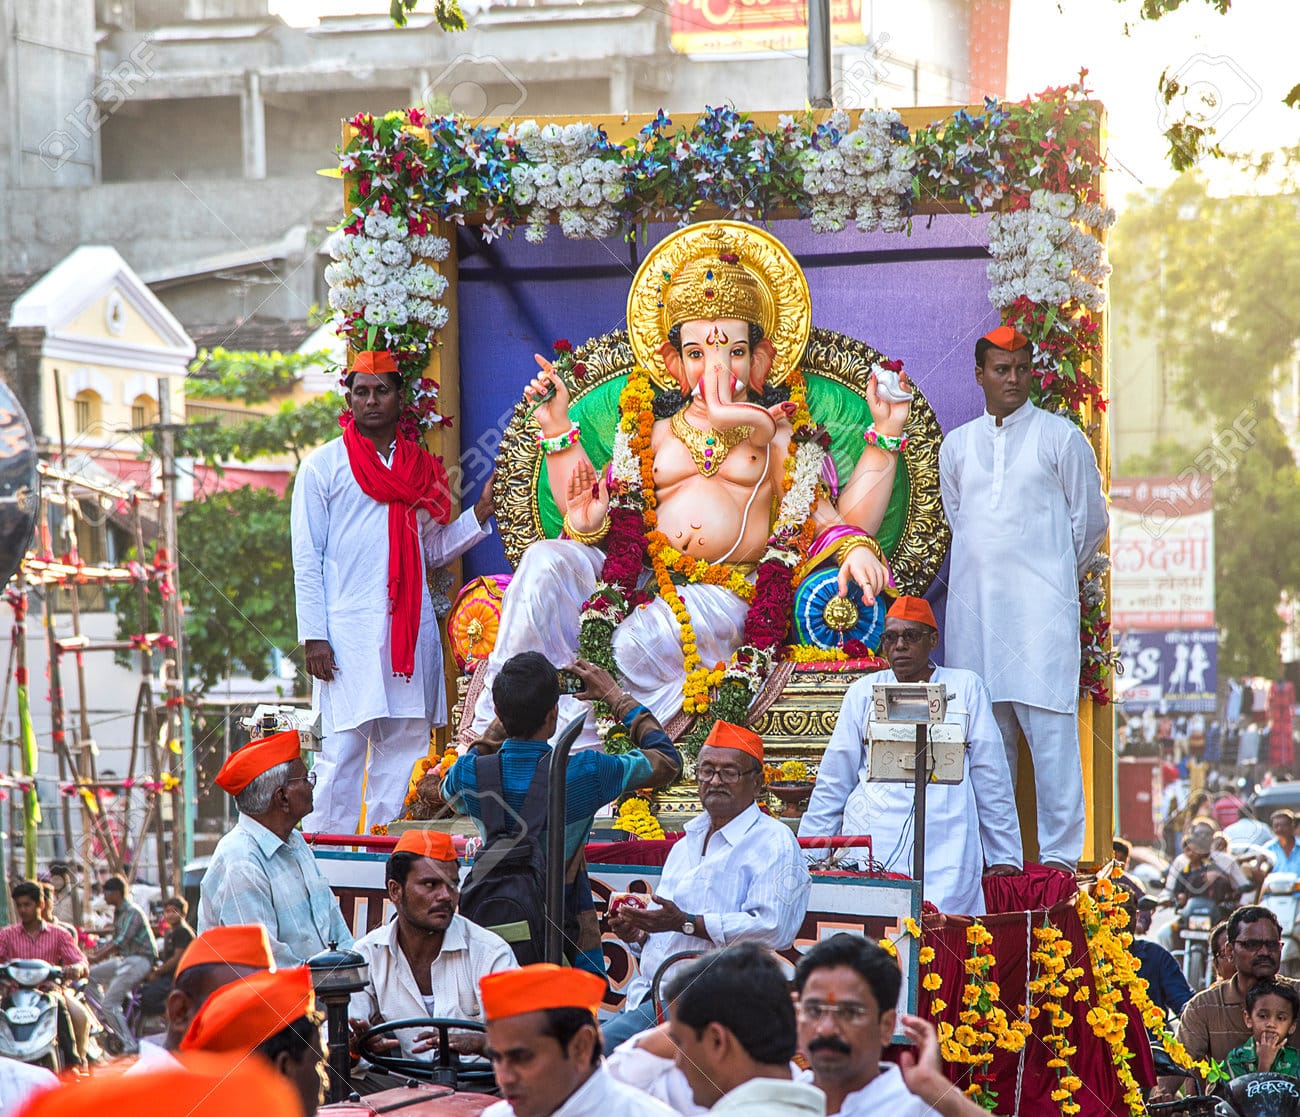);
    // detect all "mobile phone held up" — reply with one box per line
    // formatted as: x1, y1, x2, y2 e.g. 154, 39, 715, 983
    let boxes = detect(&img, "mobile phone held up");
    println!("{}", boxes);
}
557, 668, 585, 695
